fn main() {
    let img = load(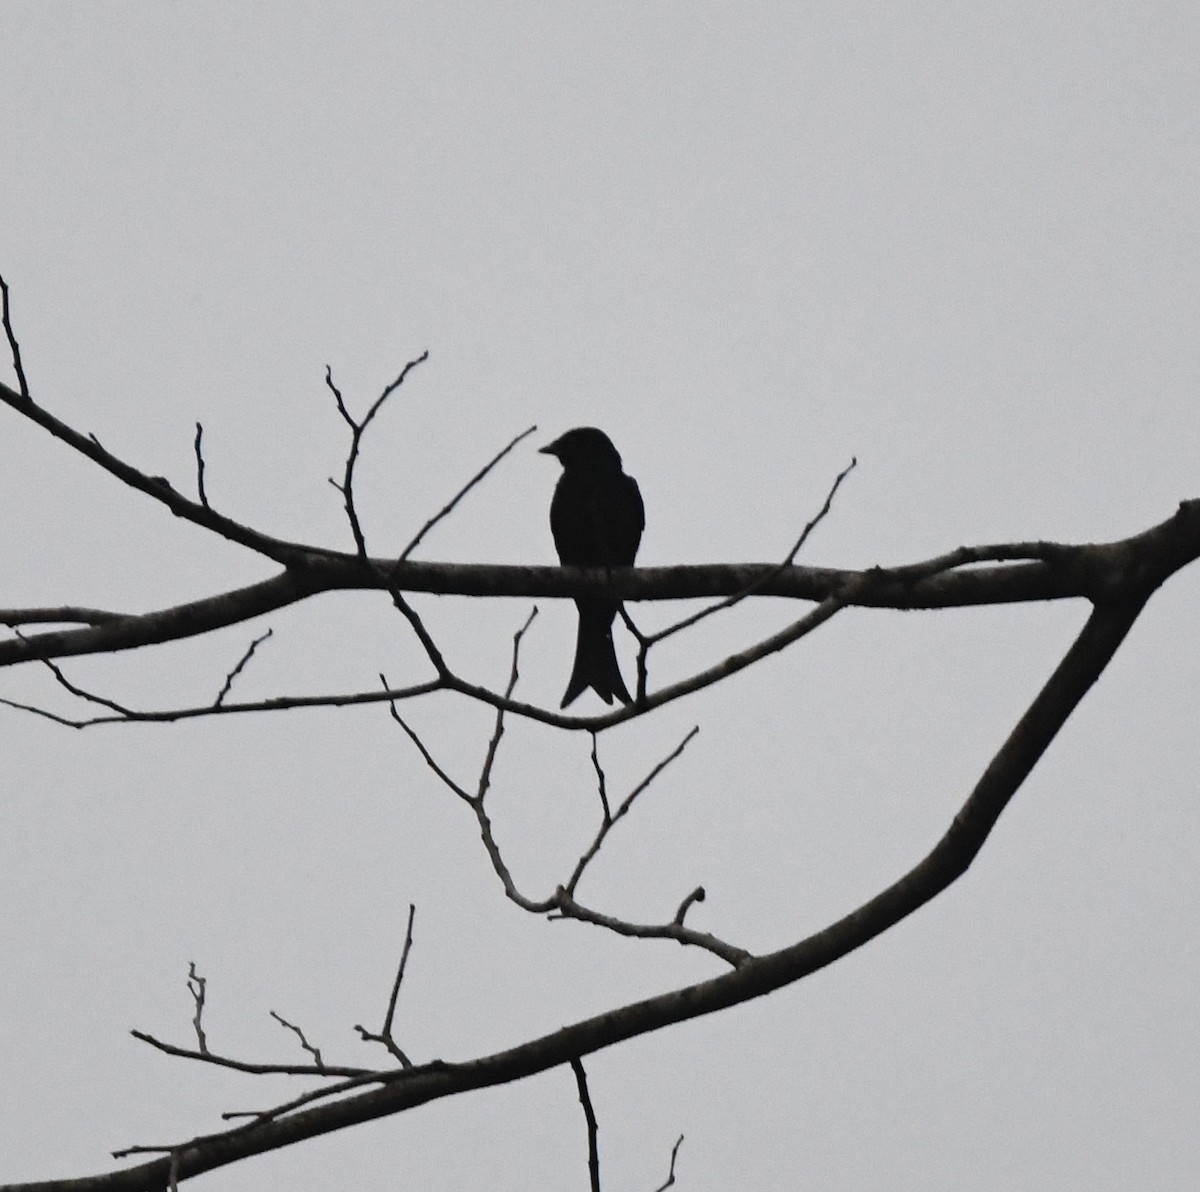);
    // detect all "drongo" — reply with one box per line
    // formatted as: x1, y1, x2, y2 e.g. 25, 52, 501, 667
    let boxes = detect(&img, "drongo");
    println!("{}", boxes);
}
540, 427, 644, 707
